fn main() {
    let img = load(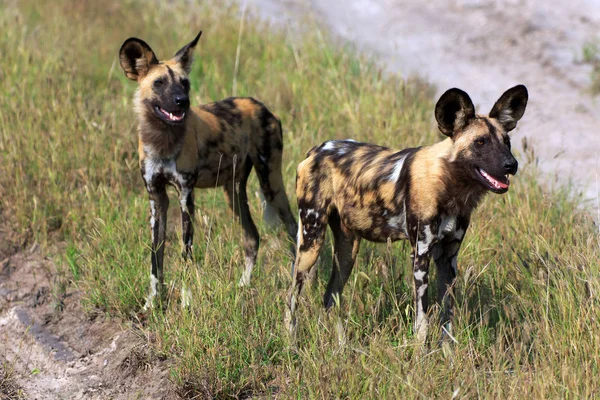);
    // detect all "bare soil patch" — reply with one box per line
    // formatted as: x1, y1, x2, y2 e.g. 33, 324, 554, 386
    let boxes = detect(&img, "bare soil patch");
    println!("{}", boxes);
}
0, 231, 180, 400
